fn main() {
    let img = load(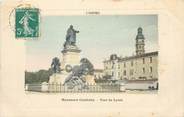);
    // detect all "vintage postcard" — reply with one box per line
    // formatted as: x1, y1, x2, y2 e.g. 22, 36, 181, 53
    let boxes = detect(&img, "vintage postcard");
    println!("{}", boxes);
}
0, 0, 184, 117
25, 15, 158, 93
